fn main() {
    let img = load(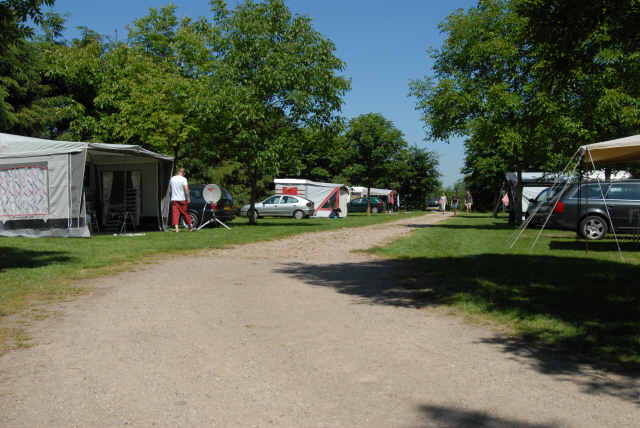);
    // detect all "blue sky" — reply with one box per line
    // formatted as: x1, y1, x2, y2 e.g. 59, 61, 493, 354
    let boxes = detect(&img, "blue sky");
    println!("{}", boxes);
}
49, 0, 477, 187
